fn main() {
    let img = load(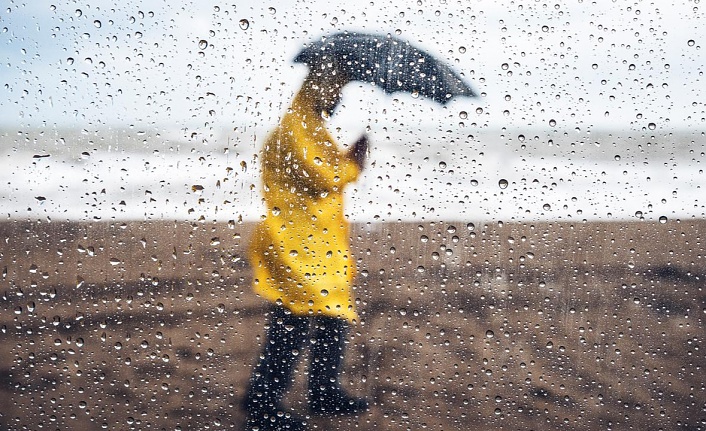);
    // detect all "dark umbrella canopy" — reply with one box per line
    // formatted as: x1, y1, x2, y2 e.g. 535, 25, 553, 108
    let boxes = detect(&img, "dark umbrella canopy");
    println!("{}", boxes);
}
294, 32, 477, 105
